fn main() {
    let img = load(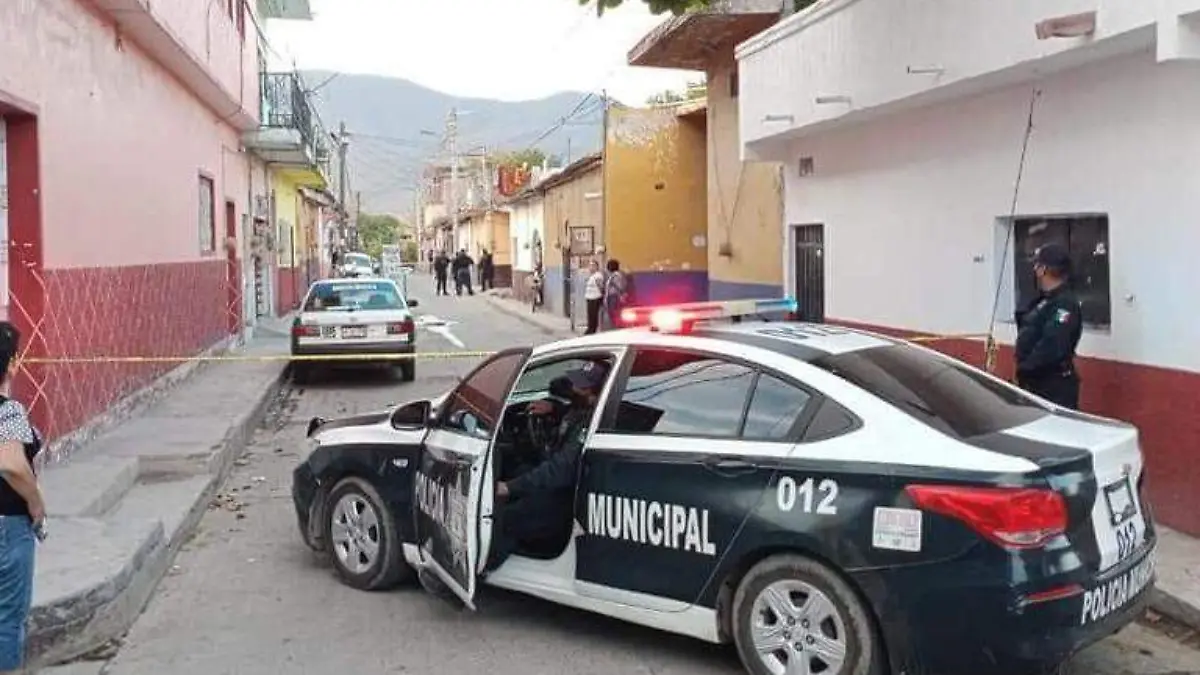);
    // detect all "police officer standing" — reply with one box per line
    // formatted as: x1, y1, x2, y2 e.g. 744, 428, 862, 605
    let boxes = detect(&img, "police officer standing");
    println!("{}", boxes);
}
1014, 243, 1084, 409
